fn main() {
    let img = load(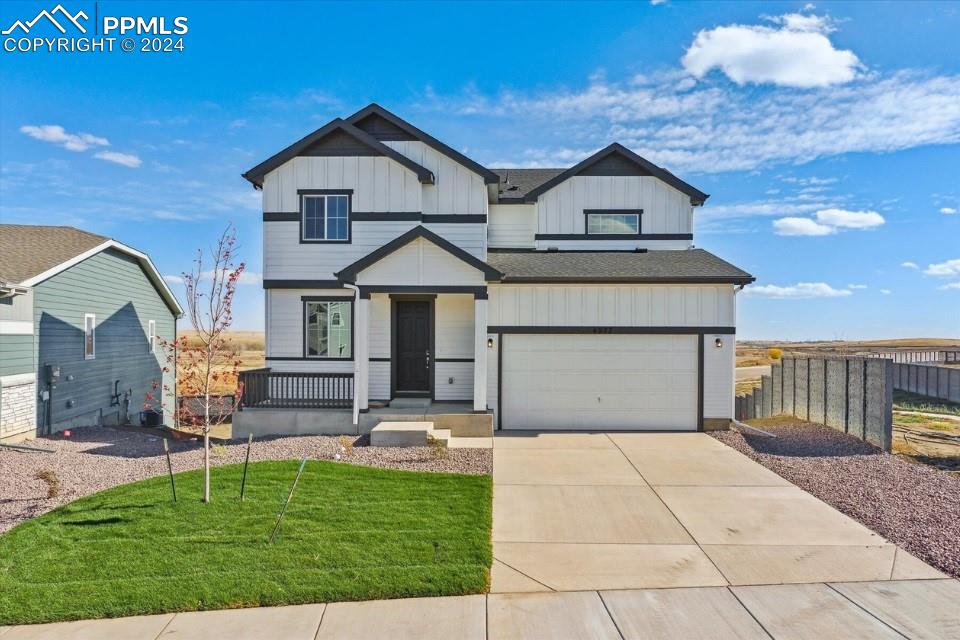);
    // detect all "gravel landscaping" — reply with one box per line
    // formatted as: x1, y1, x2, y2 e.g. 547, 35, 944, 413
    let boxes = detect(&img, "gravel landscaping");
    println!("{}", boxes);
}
0, 427, 491, 533
712, 418, 960, 578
